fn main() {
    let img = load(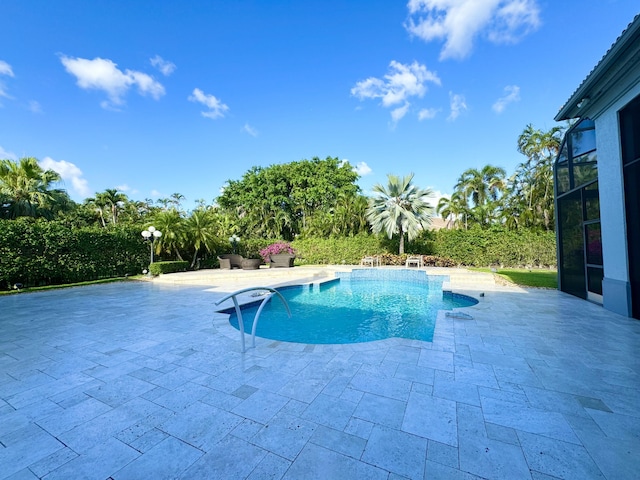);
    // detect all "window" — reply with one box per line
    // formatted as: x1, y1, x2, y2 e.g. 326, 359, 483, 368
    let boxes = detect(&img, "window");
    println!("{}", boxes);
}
554, 119, 602, 301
